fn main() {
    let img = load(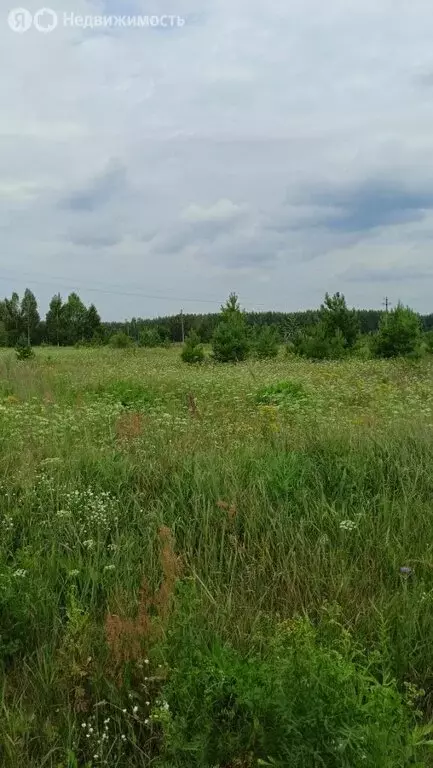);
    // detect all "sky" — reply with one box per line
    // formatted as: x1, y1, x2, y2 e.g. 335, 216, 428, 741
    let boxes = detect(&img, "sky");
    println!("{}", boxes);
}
2, 0, 433, 319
